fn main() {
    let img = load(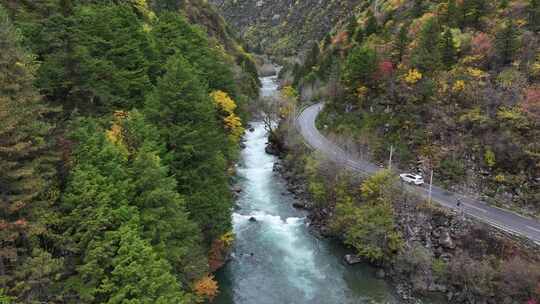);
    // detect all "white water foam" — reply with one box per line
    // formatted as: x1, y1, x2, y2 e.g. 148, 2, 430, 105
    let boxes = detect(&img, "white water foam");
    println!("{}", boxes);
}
233, 211, 325, 299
